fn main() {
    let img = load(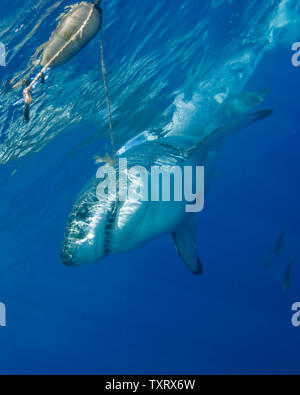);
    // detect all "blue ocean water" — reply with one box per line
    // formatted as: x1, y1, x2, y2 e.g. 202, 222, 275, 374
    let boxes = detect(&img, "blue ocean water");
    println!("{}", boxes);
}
0, 0, 300, 374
